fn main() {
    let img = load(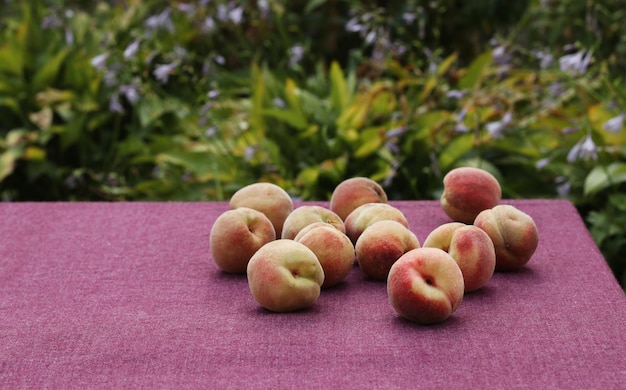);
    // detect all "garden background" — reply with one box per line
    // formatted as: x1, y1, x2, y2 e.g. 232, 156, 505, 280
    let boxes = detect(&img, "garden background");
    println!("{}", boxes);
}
1, 0, 625, 291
